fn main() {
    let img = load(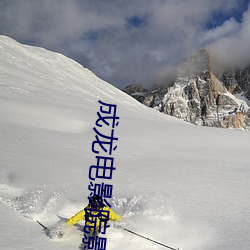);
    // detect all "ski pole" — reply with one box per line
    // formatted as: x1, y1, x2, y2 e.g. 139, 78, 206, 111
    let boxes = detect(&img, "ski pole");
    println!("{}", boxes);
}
121, 227, 180, 250
37, 220, 48, 231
